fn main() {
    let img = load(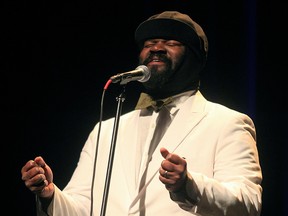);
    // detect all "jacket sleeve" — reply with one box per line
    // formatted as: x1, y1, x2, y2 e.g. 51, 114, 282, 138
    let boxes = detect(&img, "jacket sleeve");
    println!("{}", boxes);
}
170, 112, 262, 216
36, 122, 103, 216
